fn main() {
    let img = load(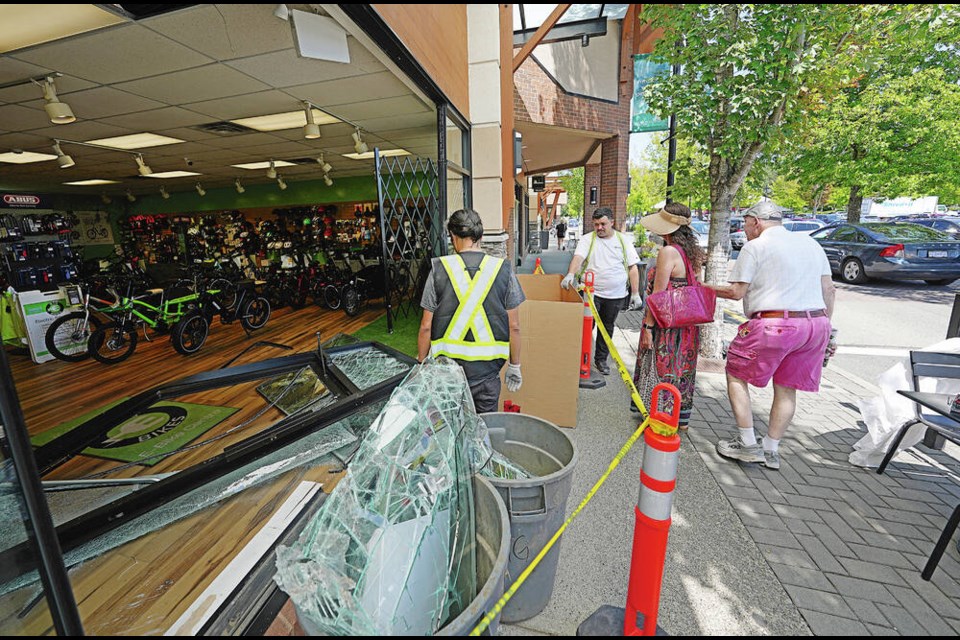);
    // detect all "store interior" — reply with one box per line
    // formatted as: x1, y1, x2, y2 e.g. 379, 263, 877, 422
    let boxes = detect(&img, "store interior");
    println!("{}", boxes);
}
0, 5, 448, 634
